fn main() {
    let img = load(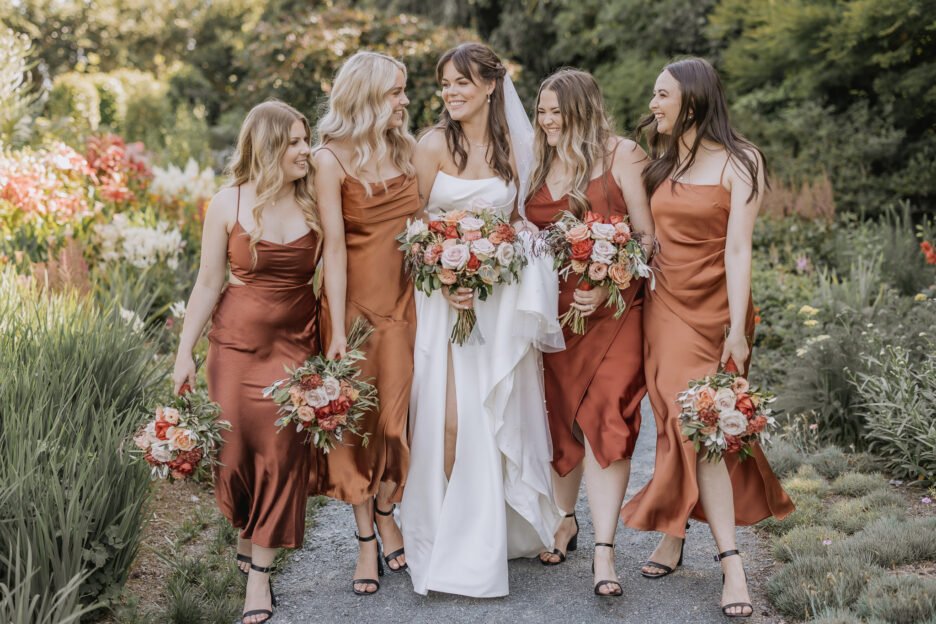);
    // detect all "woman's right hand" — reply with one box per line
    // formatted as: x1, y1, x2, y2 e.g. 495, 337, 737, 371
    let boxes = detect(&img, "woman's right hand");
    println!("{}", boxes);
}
326, 336, 348, 360
442, 287, 474, 311
173, 353, 197, 395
